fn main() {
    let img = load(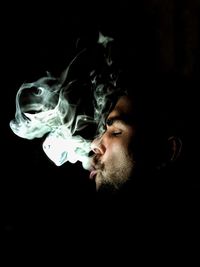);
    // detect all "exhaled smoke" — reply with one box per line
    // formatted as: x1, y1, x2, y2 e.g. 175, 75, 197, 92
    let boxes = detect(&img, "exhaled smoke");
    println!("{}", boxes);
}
10, 32, 118, 169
